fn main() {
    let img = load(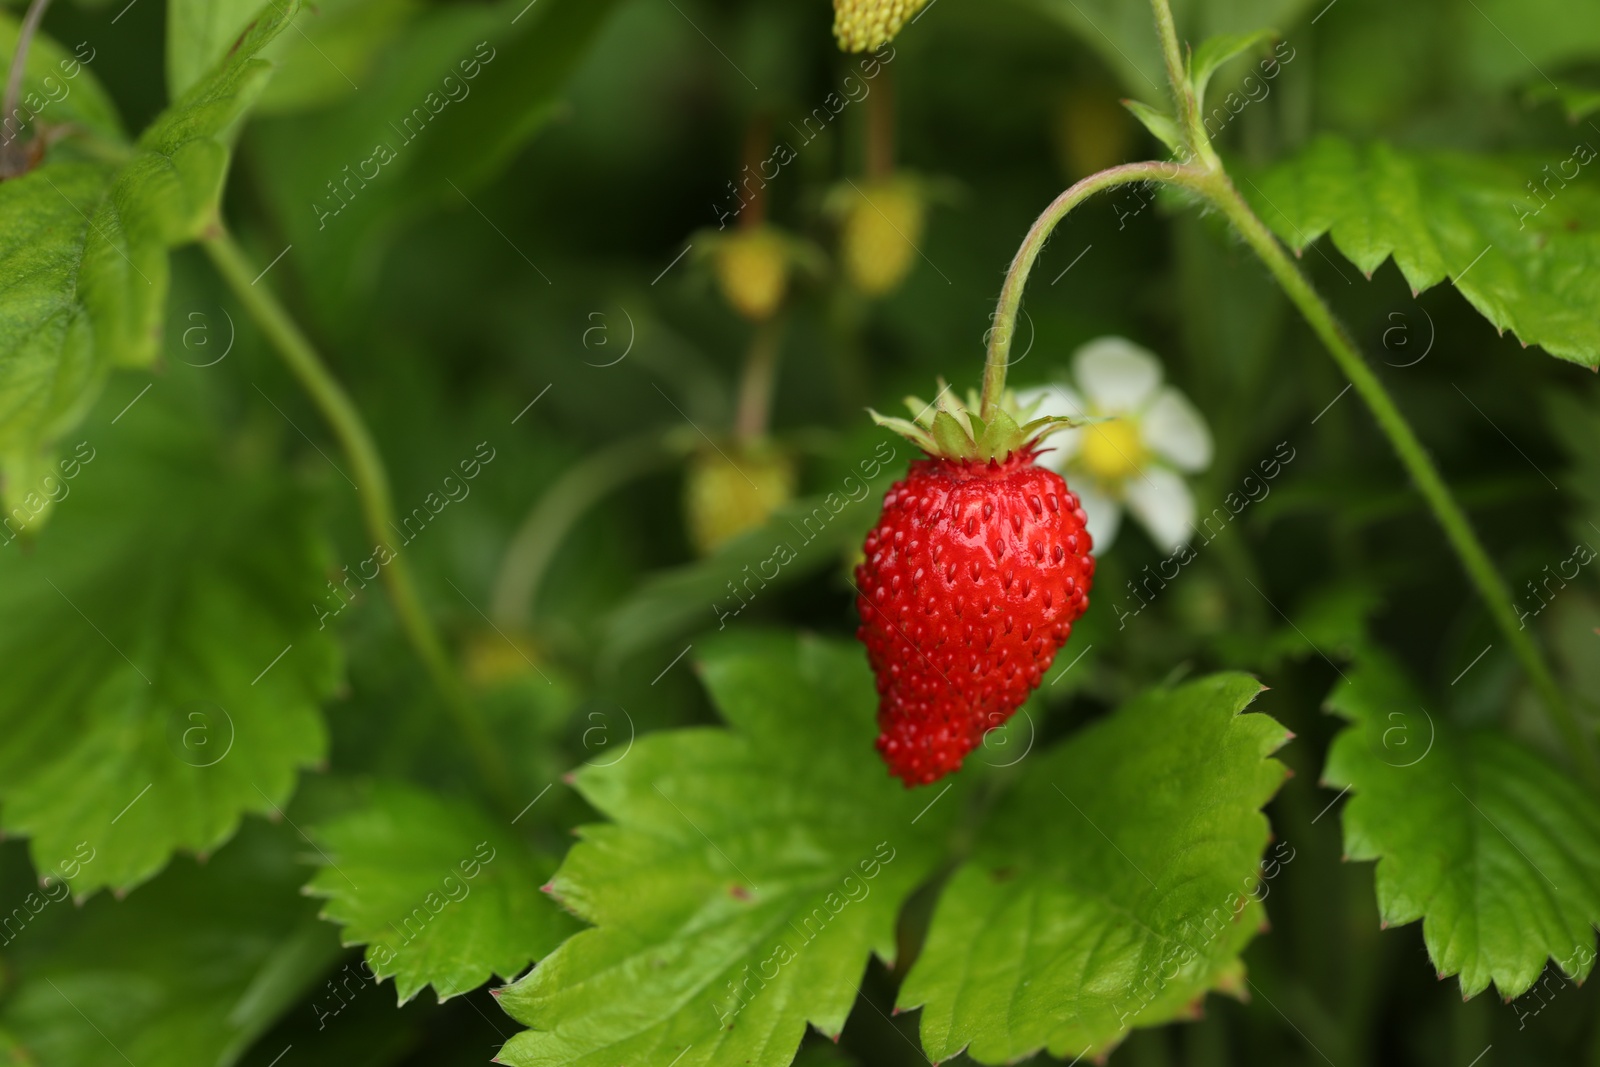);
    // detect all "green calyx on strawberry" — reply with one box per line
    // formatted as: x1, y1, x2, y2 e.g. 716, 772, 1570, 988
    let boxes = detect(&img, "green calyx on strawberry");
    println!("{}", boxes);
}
868, 381, 1080, 462
856, 384, 1095, 786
